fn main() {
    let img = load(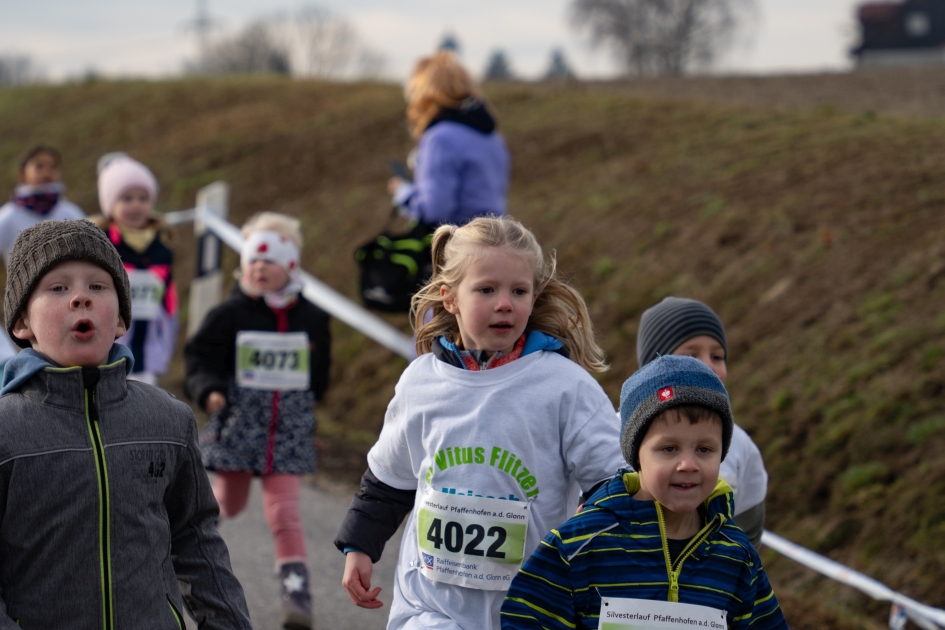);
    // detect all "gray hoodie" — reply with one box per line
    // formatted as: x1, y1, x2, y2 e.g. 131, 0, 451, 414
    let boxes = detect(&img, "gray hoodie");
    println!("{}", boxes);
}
0, 345, 252, 629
